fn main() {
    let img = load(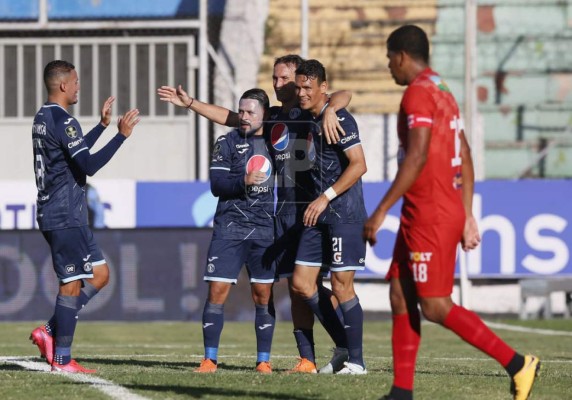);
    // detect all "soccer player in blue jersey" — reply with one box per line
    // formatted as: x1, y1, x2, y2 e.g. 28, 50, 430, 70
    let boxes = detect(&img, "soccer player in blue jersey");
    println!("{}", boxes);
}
158, 55, 352, 373
291, 59, 368, 375
29, 60, 140, 373
193, 88, 277, 374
